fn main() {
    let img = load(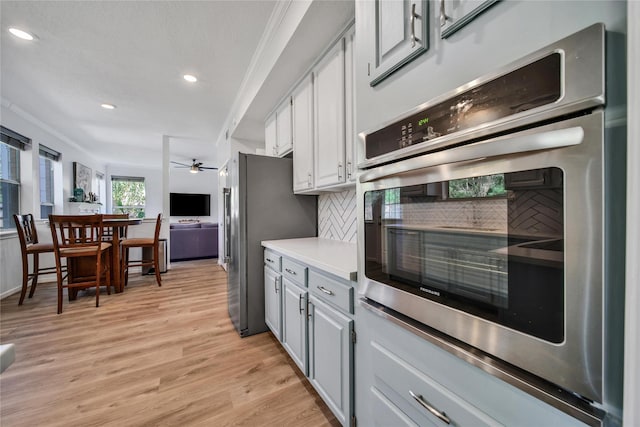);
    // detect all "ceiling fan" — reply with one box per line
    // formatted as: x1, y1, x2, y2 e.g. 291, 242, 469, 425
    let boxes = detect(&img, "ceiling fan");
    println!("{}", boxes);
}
171, 159, 218, 174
